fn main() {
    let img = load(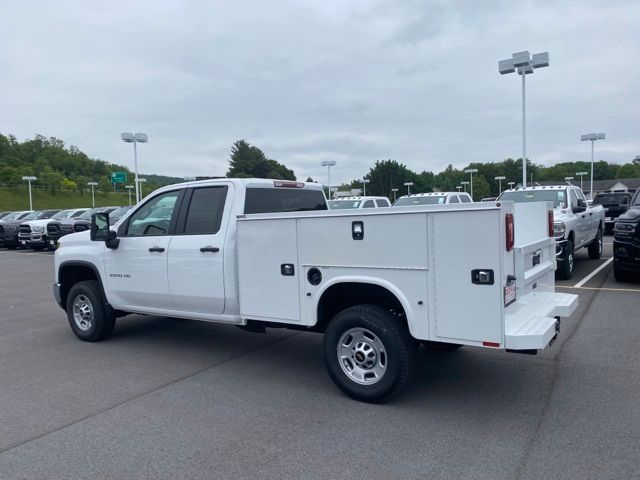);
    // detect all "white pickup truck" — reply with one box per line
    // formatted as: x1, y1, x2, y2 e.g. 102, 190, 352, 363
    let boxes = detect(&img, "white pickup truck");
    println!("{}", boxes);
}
498, 186, 605, 279
54, 178, 578, 402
